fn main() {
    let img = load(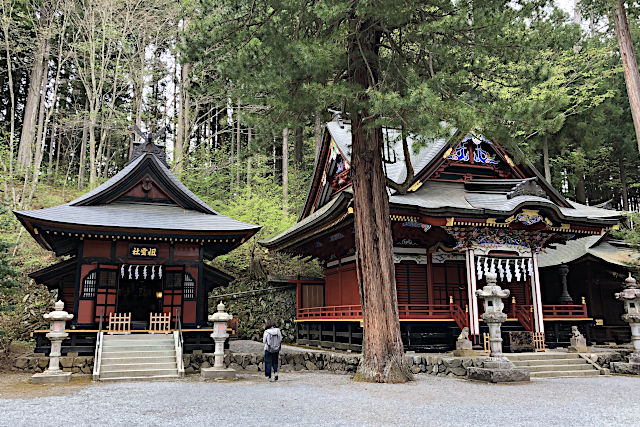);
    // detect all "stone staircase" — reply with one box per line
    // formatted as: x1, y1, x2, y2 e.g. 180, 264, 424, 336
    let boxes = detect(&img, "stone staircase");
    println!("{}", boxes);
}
506, 353, 603, 378
95, 334, 181, 381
